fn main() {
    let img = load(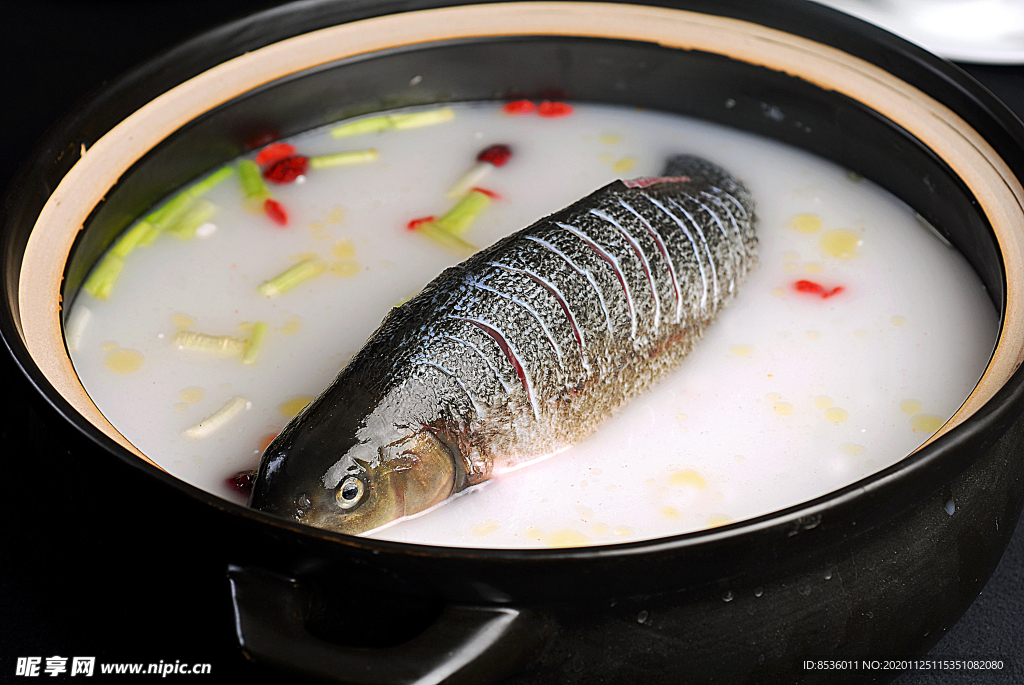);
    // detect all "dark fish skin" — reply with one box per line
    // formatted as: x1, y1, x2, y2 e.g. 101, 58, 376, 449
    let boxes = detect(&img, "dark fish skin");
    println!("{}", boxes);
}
249, 155, 757, 534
